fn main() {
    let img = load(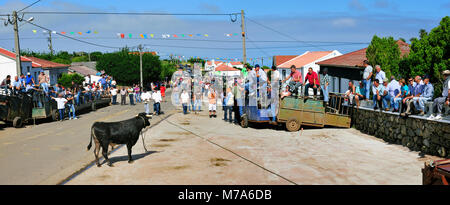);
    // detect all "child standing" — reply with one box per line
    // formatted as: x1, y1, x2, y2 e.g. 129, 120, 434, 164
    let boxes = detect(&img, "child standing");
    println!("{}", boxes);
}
208, 88, 217, 118
51, 93, 68, 121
